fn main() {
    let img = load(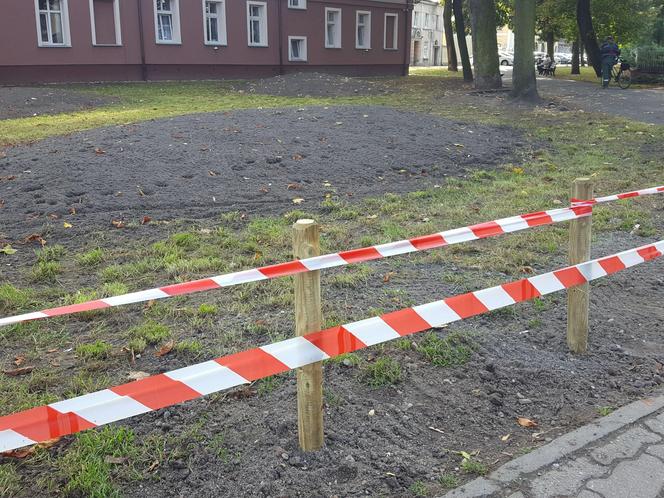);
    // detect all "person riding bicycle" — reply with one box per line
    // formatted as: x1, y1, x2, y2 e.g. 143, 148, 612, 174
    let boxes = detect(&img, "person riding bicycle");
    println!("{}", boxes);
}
600, 36, 621, 88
